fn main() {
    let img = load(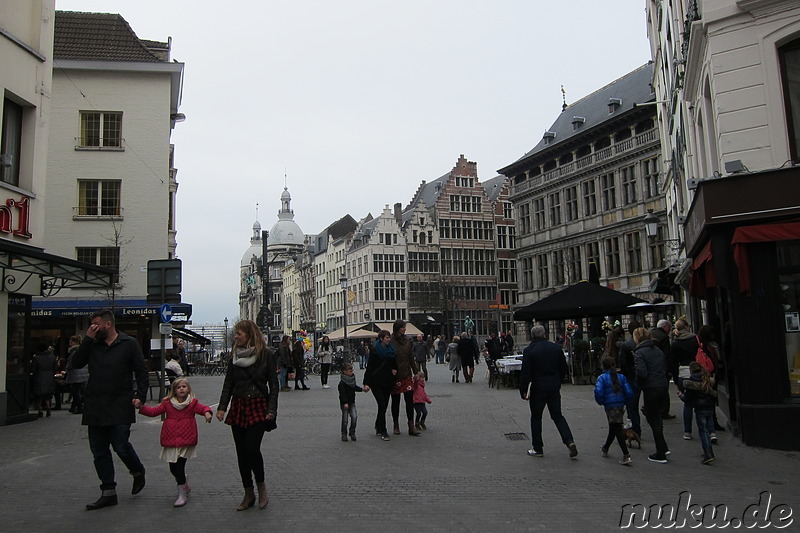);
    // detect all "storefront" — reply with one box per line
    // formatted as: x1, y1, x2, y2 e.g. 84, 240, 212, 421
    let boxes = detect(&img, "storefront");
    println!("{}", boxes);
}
1, 240, 115, 426
683, 167, 800, 450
